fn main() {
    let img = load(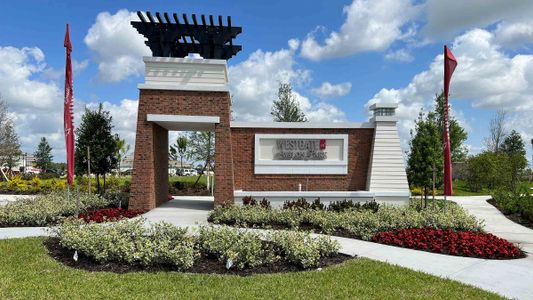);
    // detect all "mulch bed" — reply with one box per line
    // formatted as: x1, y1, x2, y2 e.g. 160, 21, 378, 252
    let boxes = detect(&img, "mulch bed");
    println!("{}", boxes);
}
487, 199, 533, 230
44, 238, 353, 276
